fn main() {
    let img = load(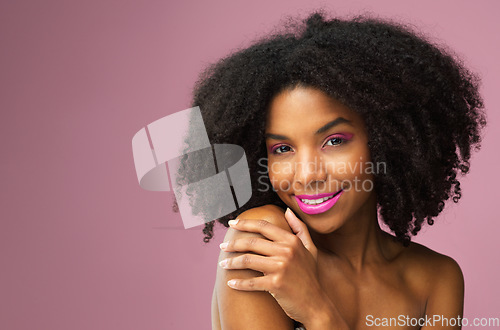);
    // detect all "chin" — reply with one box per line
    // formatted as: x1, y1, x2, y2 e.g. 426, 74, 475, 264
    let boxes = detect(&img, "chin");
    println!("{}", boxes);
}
298, 211, 345, 235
